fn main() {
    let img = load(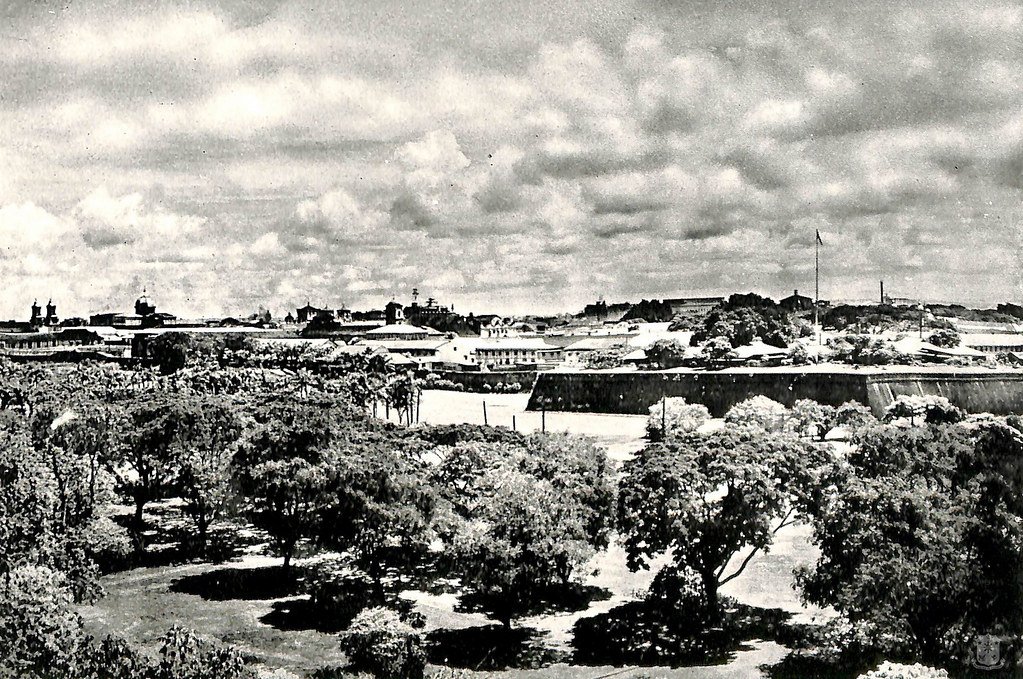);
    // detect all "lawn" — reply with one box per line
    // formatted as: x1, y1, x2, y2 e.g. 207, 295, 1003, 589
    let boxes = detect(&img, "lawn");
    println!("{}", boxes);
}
79, 392, 832, 678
